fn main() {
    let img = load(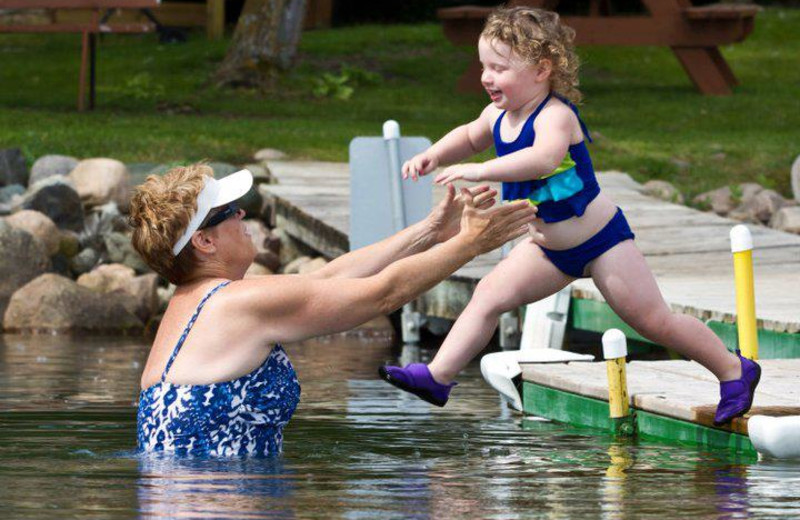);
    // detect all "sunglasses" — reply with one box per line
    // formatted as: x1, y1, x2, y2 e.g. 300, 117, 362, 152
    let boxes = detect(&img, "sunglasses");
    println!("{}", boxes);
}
199, 201, 240, 230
